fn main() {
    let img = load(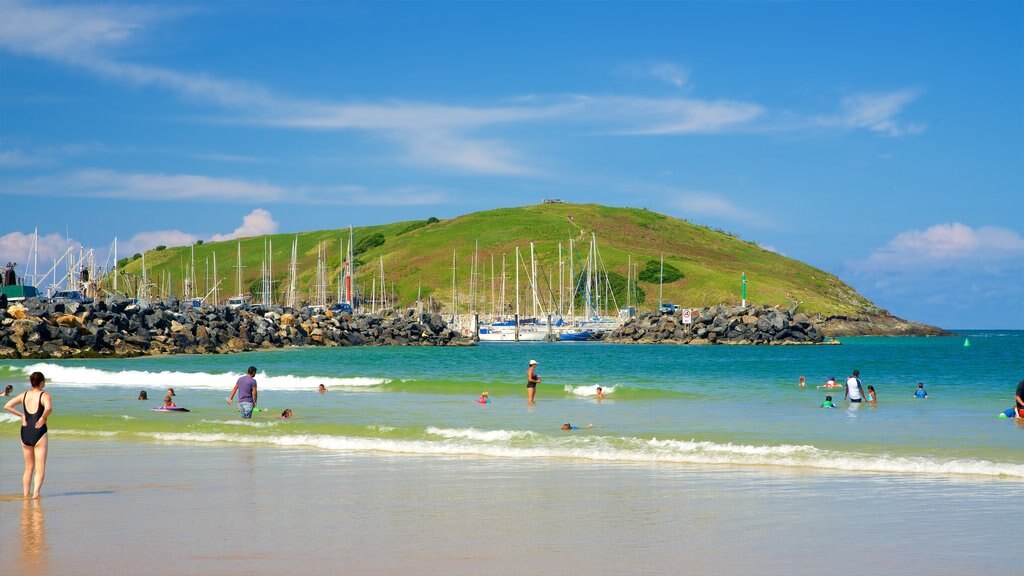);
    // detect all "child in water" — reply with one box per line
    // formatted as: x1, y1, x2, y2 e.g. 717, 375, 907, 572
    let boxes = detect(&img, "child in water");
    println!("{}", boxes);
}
163, 395, 176, 409
820, 395, 837, 408
596, 387, 605, 400
280, 409, 293, 418
476, 392, 490, 404
867, 385, 877, 403
914, 383, 928, 398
